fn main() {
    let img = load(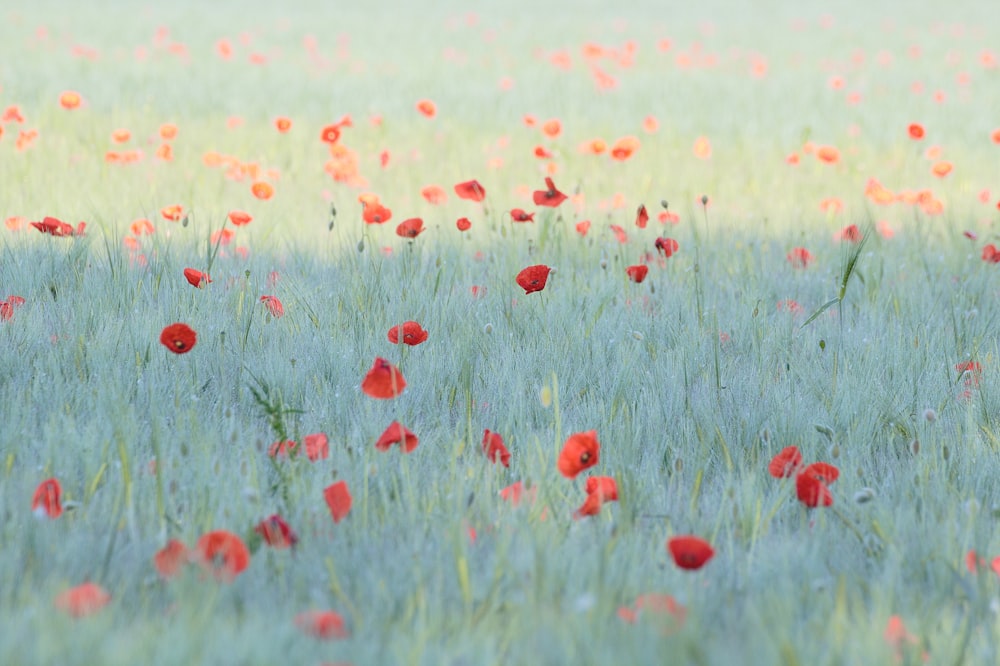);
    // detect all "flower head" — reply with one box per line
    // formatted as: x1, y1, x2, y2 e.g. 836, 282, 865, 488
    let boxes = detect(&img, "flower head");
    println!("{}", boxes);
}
667, 535, 715, 570
388, 321, 428, 346
516, 264, 551, 294
376, 421, 419, 453
557, 431, 600, 479
194, 530, 250, 582
361, 357, 406, 399
160, 323, 197, 354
